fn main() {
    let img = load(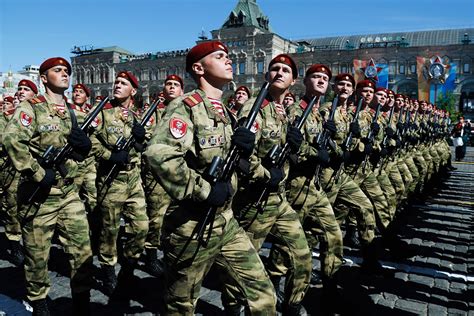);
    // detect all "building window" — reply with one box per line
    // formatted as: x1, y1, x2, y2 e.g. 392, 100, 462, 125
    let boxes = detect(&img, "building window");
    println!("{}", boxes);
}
399, 64, 405, 74
257, 61, 264, 74
464, 63, 470, 73
299, 67, 305, 78
232, 63, 237, 74
239, 62, 246, 74
389, 63, 396, 75
341, 66, 347, 73
410, 64, 416, 74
